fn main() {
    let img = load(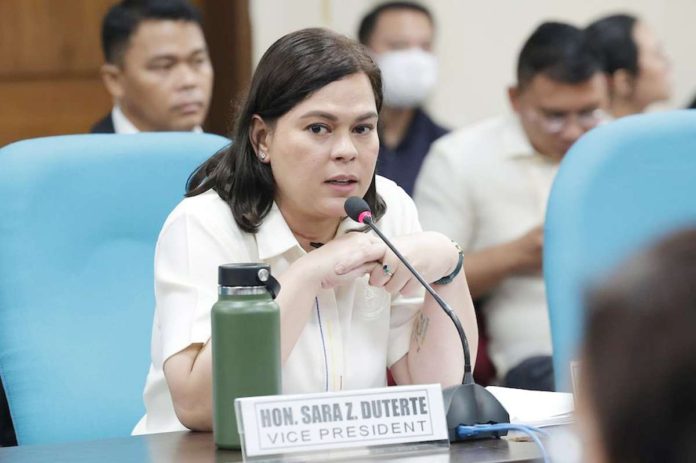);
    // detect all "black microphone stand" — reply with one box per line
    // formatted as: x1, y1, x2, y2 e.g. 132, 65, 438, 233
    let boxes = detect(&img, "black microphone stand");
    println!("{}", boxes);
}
364, 216, 474, 386
349, 199, 510, 442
